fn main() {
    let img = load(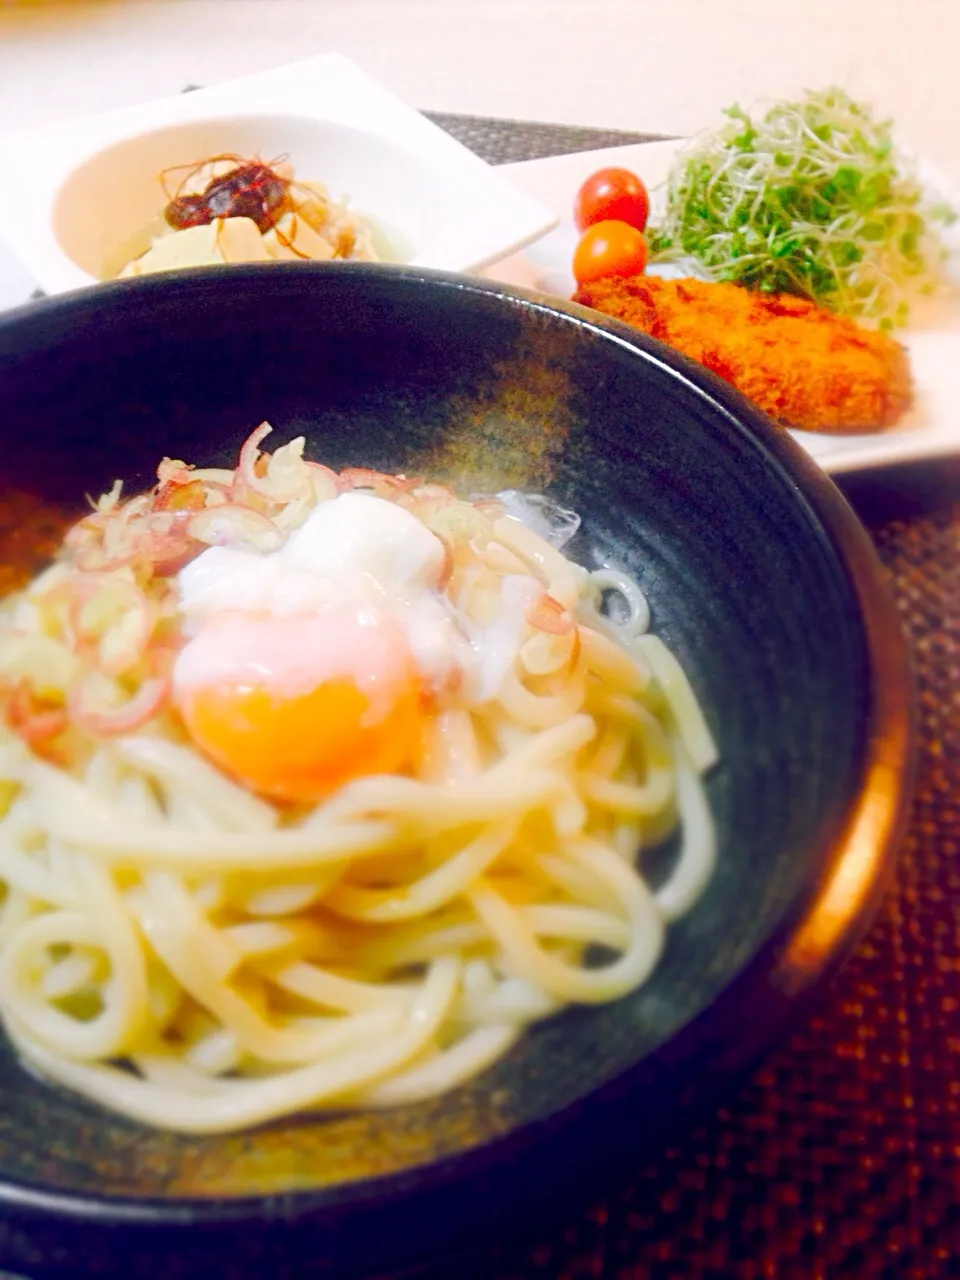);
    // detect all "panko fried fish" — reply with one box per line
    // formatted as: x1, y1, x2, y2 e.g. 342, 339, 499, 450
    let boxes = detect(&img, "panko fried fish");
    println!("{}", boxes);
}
573, 275, 912, 434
